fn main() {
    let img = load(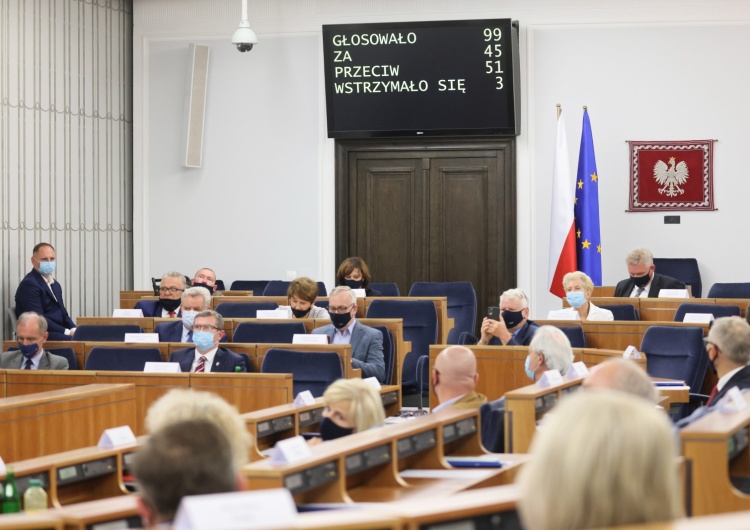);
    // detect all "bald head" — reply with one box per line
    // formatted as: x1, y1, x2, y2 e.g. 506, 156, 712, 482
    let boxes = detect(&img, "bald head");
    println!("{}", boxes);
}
583, 359, 658, 403
433, 346, 479, 404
